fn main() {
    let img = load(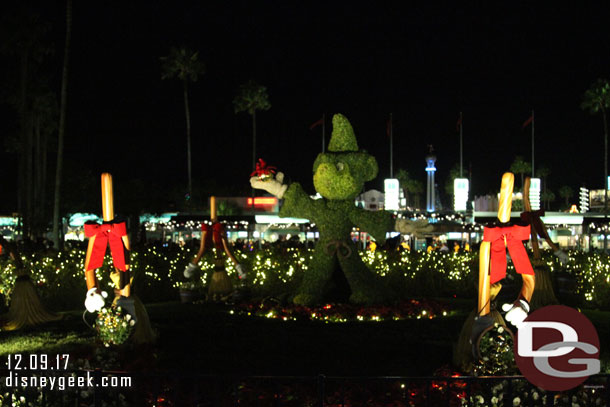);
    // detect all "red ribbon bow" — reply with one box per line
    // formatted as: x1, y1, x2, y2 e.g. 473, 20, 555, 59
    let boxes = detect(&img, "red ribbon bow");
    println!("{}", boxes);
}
84, 221, 128, 271
202, 222, 225, 249
483, 224, 534, 284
